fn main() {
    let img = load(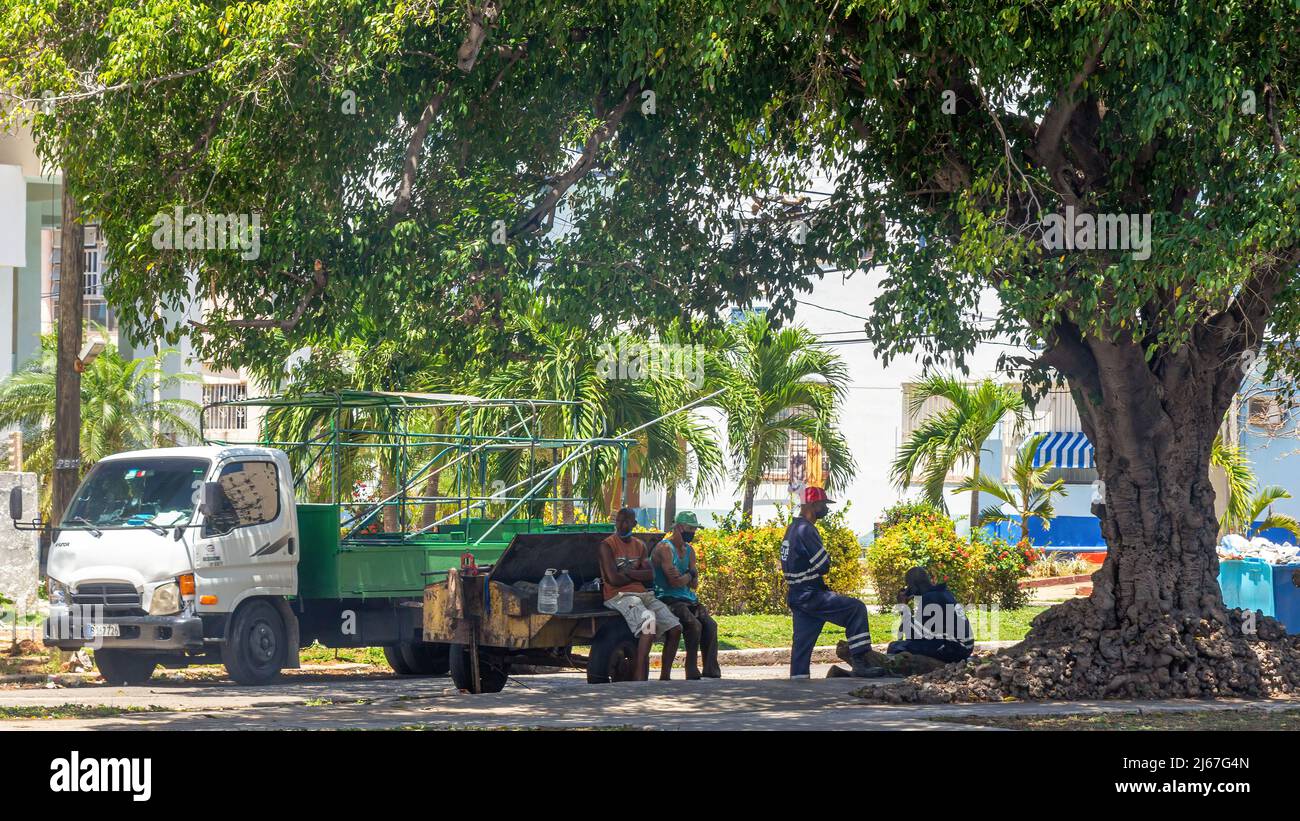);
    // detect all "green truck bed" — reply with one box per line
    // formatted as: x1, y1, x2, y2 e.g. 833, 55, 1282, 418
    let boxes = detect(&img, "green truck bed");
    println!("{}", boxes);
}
294, 503, 609, 600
